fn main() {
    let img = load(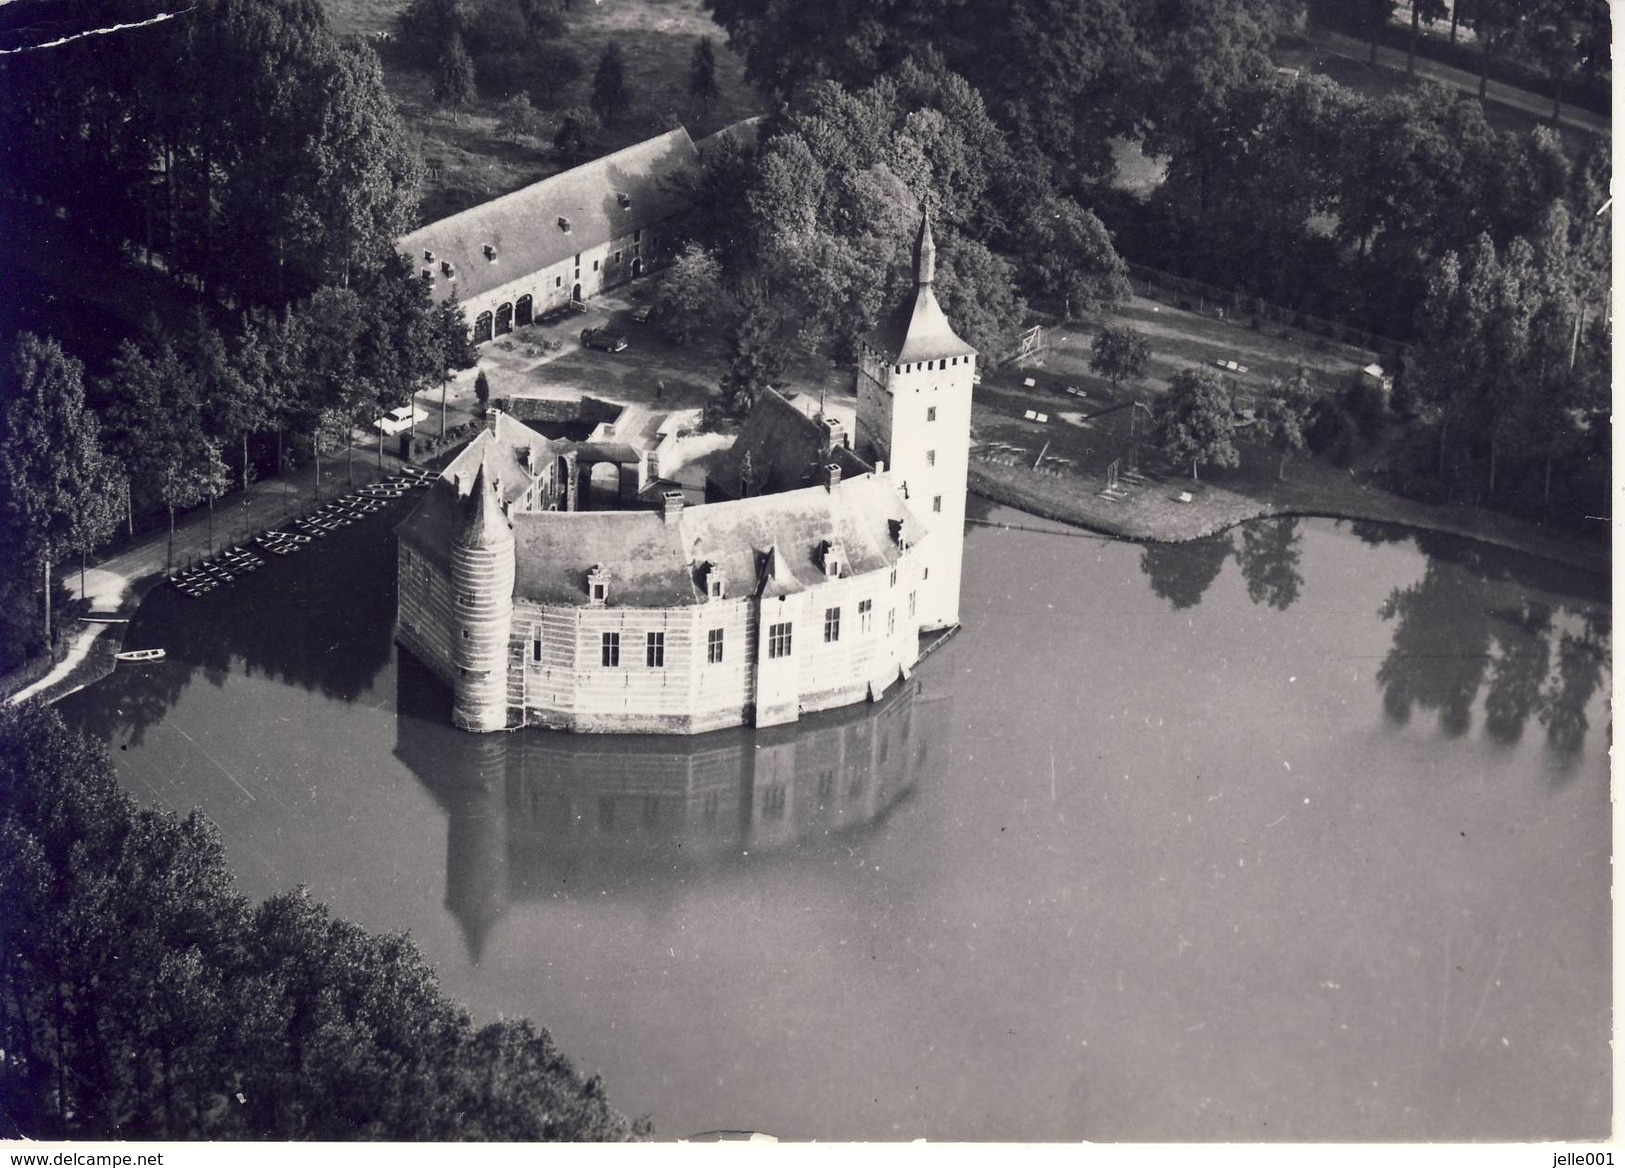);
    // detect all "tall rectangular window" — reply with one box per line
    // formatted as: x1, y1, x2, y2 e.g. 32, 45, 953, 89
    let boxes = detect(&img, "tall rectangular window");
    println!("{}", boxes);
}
531, 627, 543, 663
601, 632, 620, 667
824, 606, 841, 643
768, 622, 793, 659
908, 590, 916, 617
707, 627, 724, 663
926, 449, 936, 466
889, 568, 897, 587
887, 608, 896, 636
859, 599, 872, 632
646, 631, 665, 668
927, 406, 937, 421
933, 495, 943, 513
